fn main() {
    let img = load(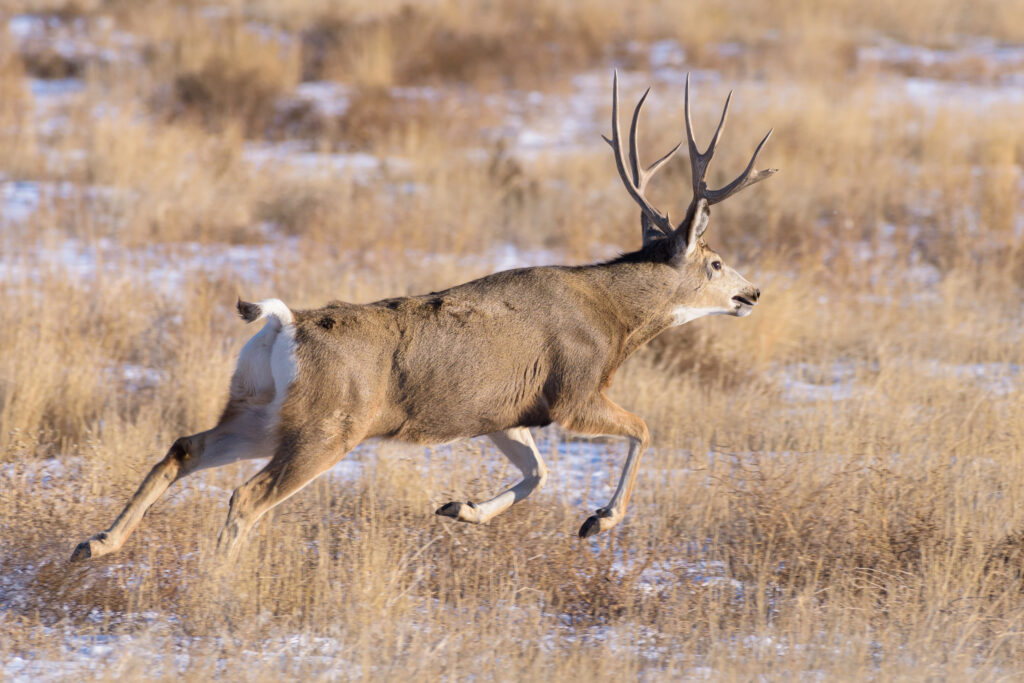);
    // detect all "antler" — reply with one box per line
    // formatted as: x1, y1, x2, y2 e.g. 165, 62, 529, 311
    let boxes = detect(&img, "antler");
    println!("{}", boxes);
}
603, 71, 681, 244
605, 72, 777, 248
681, 73, 777, 235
